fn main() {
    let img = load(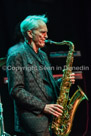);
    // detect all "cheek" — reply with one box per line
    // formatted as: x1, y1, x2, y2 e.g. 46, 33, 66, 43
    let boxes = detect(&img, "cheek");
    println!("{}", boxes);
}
33, 36, 41, 44
33, 33, 44, 43
39, 33, 44, 38
35, 34, 42, 40
33, 35, 39, 41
